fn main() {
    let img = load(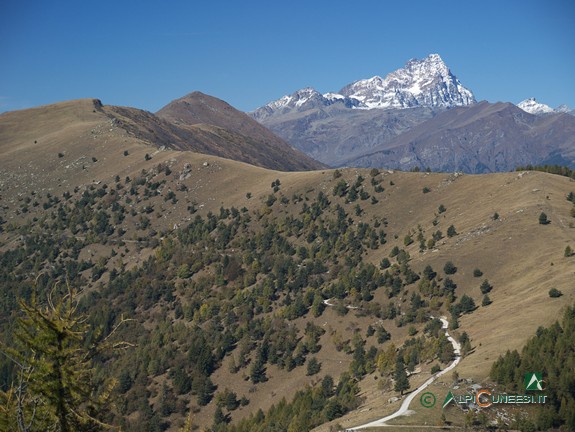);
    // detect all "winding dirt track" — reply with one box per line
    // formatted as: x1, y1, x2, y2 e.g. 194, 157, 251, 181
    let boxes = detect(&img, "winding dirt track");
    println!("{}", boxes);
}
348, 317, 461, 430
